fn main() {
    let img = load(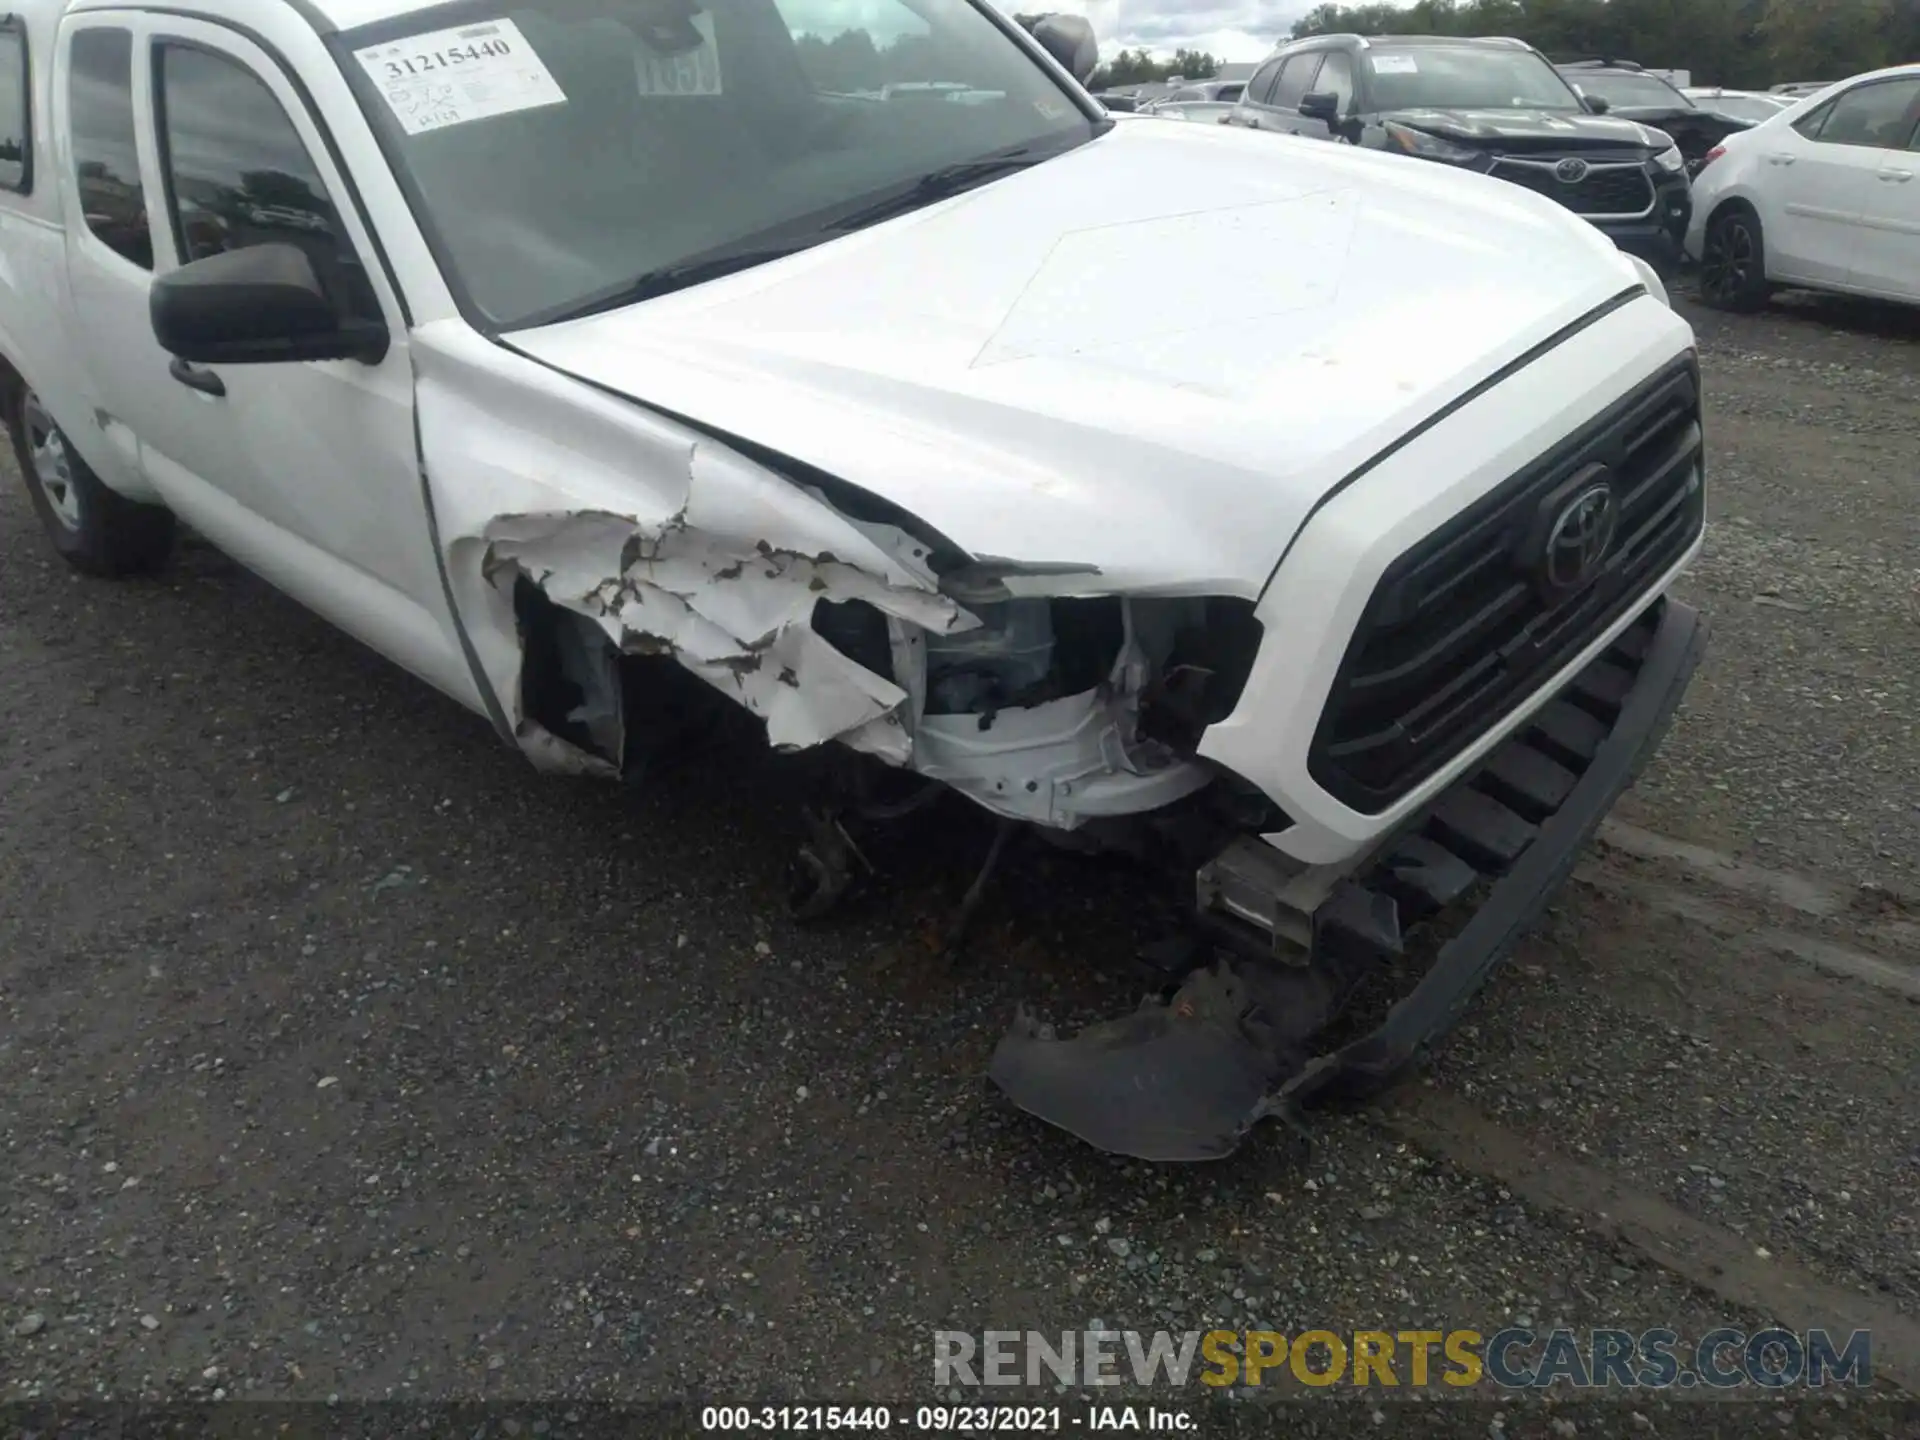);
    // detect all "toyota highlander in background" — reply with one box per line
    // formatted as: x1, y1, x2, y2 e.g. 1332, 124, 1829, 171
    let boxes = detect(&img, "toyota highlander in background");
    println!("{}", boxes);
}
1225, 35, 1693, 272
